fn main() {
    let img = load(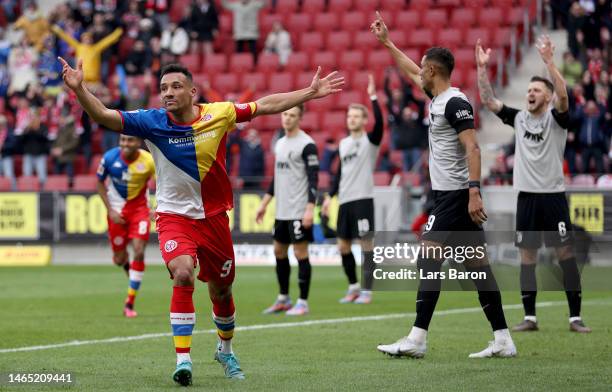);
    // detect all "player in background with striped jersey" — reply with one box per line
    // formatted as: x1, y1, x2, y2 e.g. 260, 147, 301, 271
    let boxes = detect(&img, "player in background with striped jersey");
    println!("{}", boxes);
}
96, 134, 155, 318
322, 74, 383, 305
60, 56, 343, 385
256, 104, 319, 316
